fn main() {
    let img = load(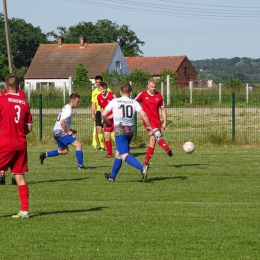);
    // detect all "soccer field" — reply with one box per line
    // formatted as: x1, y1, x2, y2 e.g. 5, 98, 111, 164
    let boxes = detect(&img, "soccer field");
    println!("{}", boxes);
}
0, 146, 259, 260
